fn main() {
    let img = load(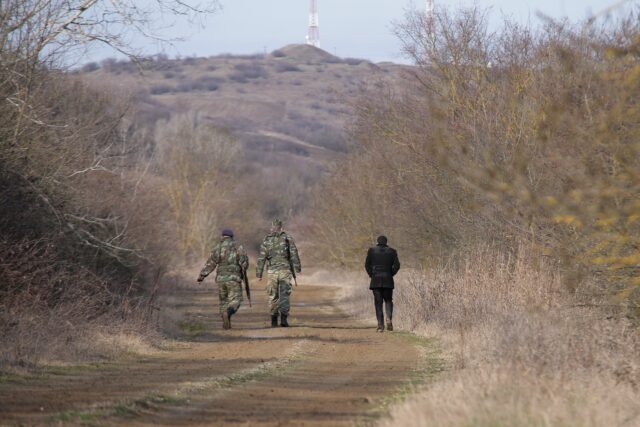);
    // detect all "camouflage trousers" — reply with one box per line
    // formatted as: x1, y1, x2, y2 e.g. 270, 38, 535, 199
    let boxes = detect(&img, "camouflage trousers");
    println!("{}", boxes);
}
218, 280, 243, 314
266, 270, 293, 316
